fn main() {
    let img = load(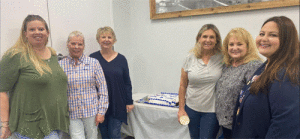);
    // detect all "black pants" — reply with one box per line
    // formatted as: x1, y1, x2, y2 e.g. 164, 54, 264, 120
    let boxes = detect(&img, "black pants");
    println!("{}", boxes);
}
222, 127, 232, 139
